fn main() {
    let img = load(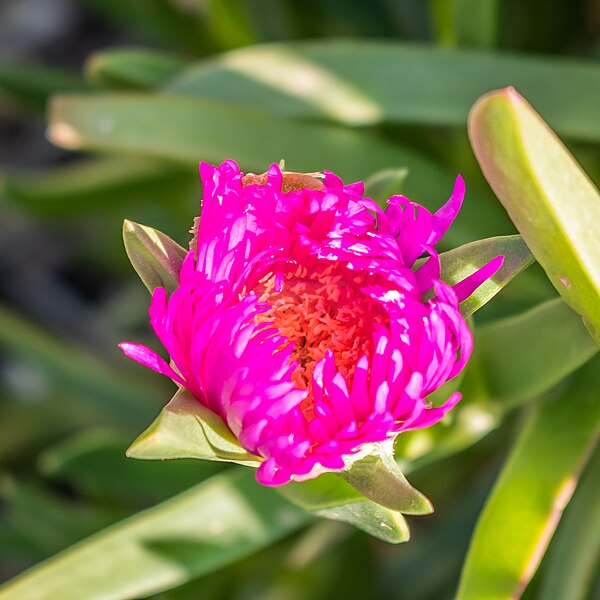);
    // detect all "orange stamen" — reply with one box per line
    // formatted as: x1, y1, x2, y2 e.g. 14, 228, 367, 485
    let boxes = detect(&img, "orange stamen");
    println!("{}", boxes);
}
253, 264, 387, 419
